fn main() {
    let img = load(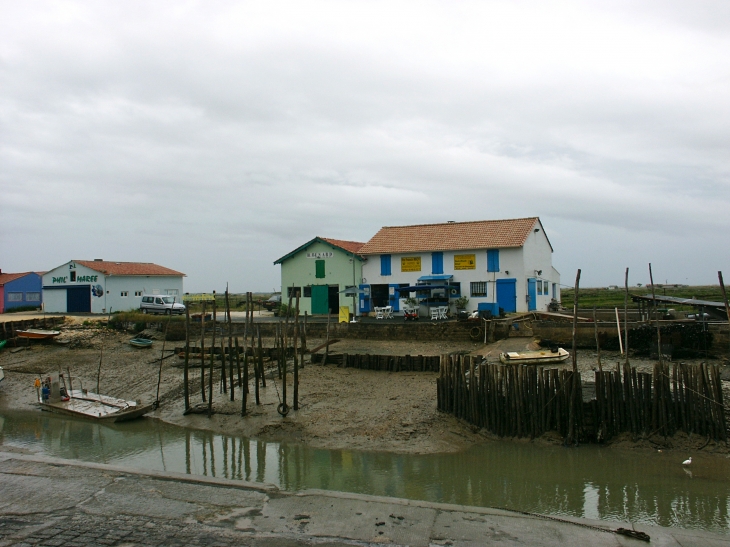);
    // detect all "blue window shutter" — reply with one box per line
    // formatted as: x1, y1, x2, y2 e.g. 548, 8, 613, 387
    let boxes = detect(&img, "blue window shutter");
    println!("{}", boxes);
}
431, 252, 443, 274
380, 255, 391, 276
487, 249, 500, 272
